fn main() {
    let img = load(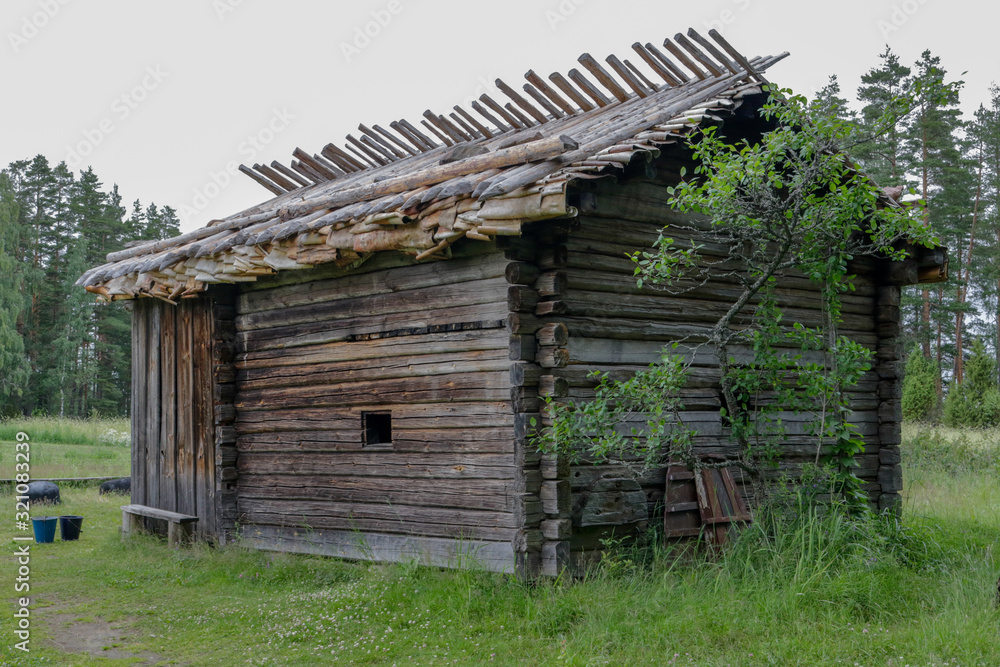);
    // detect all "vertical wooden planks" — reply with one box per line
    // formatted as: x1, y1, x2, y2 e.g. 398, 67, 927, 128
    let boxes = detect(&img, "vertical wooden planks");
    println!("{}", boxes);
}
159, 303, 177, 512
193, 298, 216, 539
131, 301, 147, 505
176, 300, 196, 517
145, 303, 161, 510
